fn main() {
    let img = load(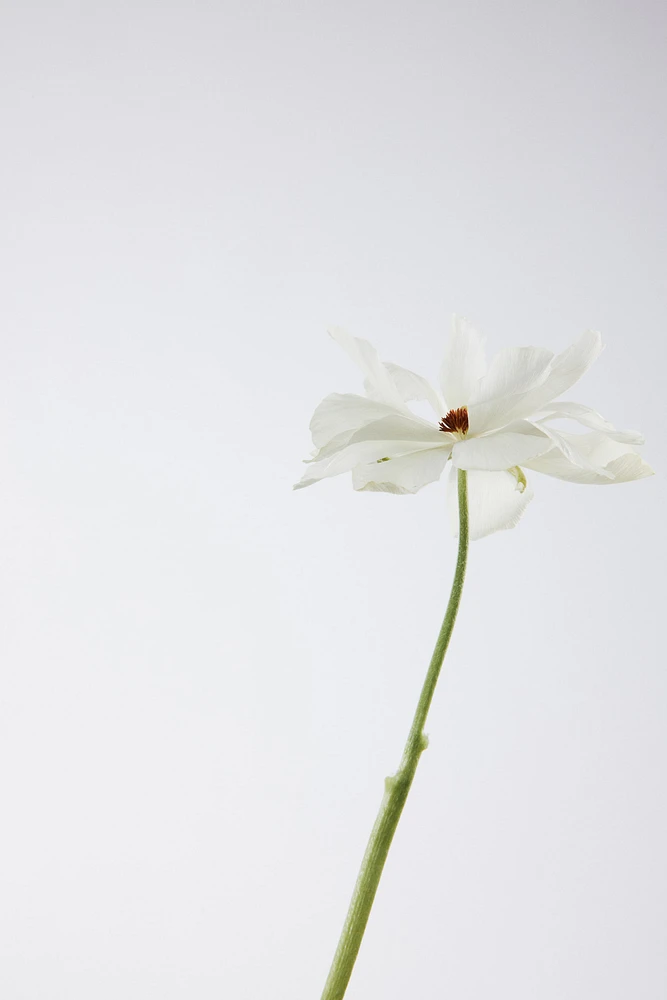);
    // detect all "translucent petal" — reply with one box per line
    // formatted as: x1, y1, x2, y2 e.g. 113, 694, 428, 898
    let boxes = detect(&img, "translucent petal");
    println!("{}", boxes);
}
447, 465, 535, 540
525, 329, 603, 412
466, 329, 603, 433
533, 425, 614, 478
343, 413, 445, 447
306, 411, 445, 469
375, 362, 444, 418
328, 327, 408, 410
466, 346, 553, 434
523, 432, 655, 484
295, 443, 423, 489
352, 448, 450, 494
439, 315, 487, 409
309, 393, 400, 449
451, 421, 552, 471
294, 420, 449, 488
535, 401, 644, 444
